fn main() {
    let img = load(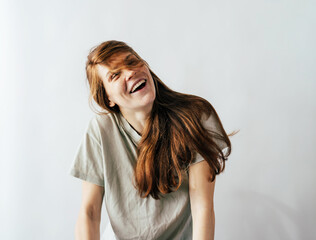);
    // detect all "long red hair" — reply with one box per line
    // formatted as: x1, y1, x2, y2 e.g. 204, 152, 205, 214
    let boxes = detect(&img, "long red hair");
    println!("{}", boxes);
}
86, 40, 237, 199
